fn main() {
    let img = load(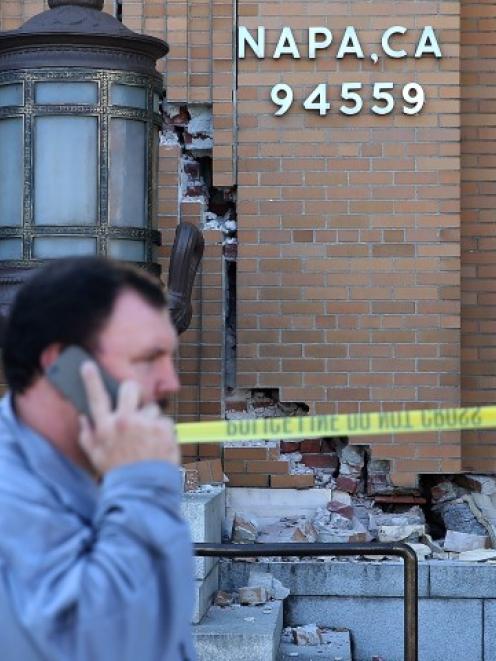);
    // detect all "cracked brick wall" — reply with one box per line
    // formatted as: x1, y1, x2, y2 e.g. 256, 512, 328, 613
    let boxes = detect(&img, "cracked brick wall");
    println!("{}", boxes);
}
3, 1, 496, 489
235, 1, 461, 488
